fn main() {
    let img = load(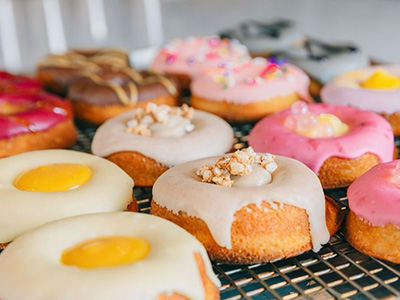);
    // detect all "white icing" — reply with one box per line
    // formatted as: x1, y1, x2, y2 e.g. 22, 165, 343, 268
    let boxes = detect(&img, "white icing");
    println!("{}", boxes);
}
0, 212, 220, 300
232, 164, 272, 187
149, 114, 193, 137
153, 155, 329, 252
0, 150, 134, 243
92, 109, 234, 167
